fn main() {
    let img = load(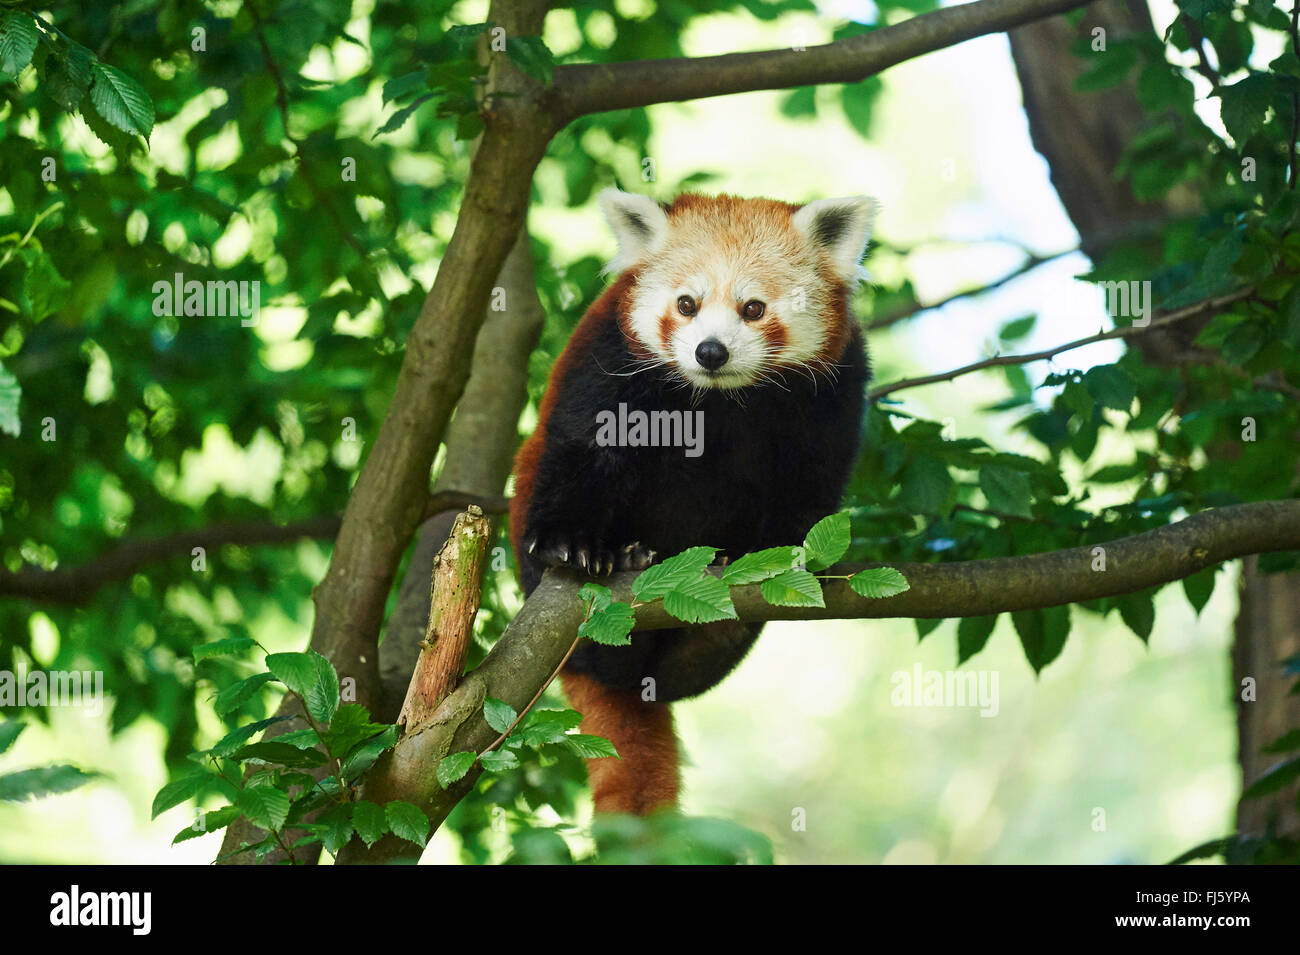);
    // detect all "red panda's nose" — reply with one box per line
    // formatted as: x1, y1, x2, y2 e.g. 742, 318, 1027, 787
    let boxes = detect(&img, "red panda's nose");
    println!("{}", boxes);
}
695, 339, 729, 371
